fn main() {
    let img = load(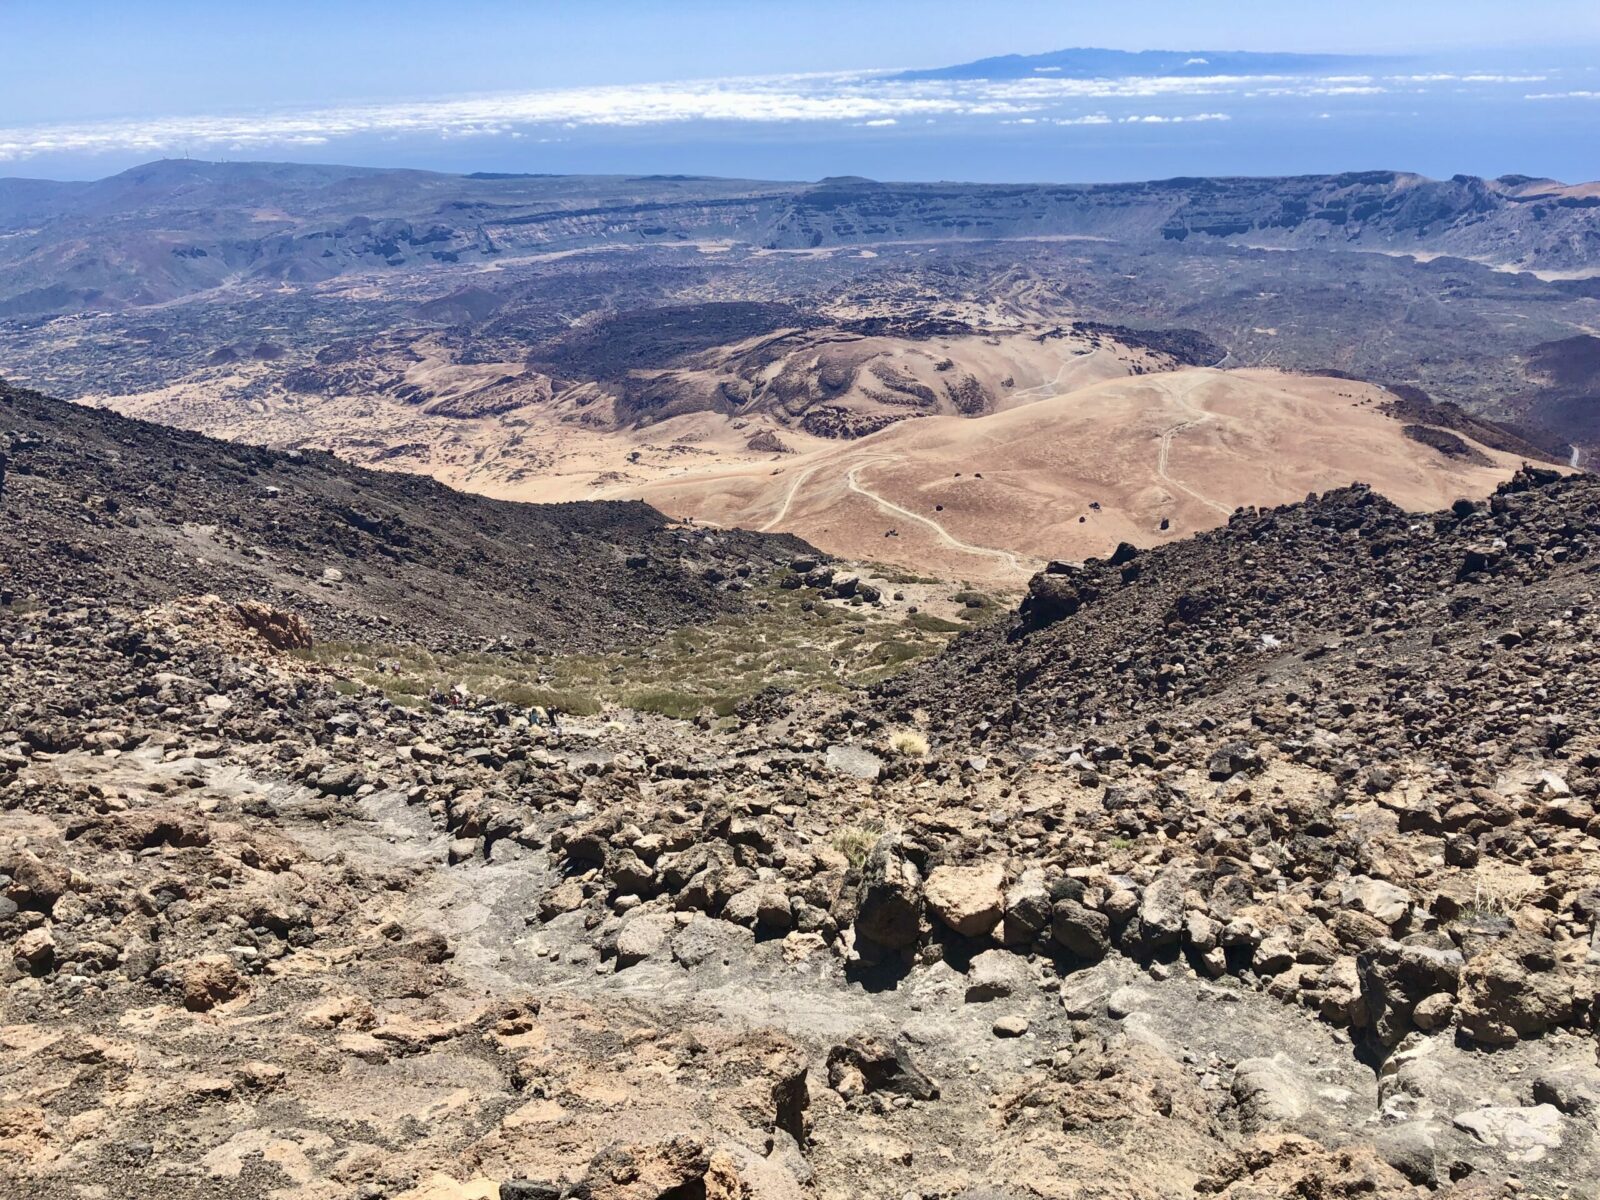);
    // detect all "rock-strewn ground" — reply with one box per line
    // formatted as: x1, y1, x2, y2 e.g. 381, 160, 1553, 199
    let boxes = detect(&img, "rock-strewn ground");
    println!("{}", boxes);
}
3, 398, 1598, 1198
1, 380, 809, 652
